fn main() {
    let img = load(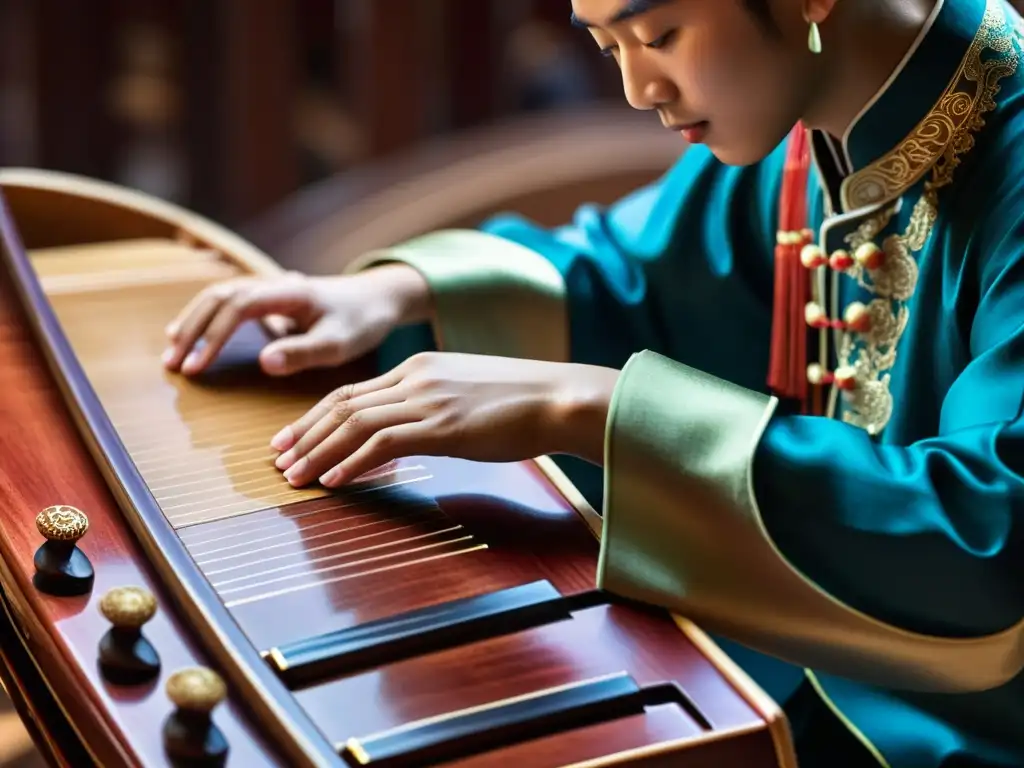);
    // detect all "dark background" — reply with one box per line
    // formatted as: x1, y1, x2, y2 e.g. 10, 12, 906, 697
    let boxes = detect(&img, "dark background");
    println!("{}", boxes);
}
0, 0, 625, 232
